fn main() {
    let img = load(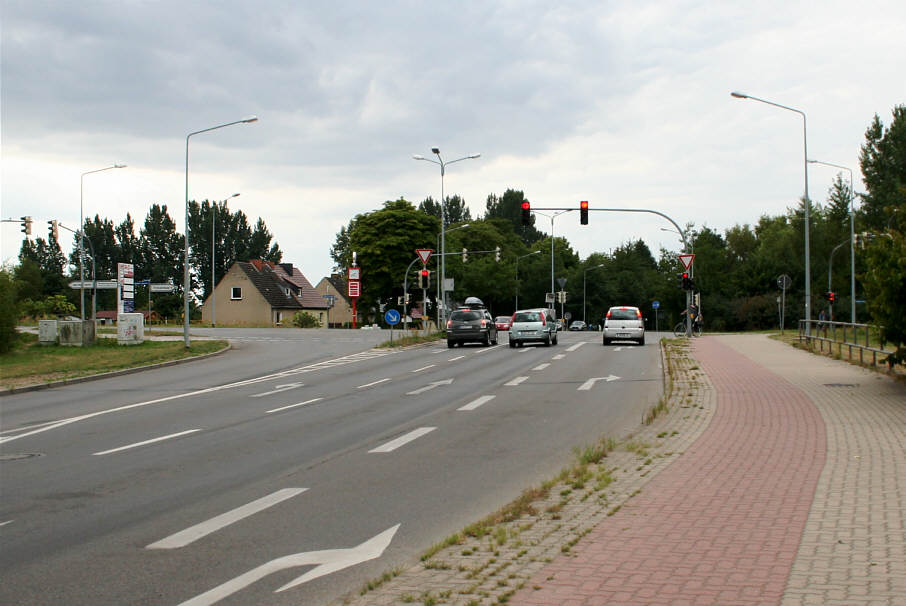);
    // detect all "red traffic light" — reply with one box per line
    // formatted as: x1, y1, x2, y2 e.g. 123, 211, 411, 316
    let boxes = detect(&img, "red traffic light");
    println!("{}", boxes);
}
580, 200, 589, 225
521, 201, 531, 226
